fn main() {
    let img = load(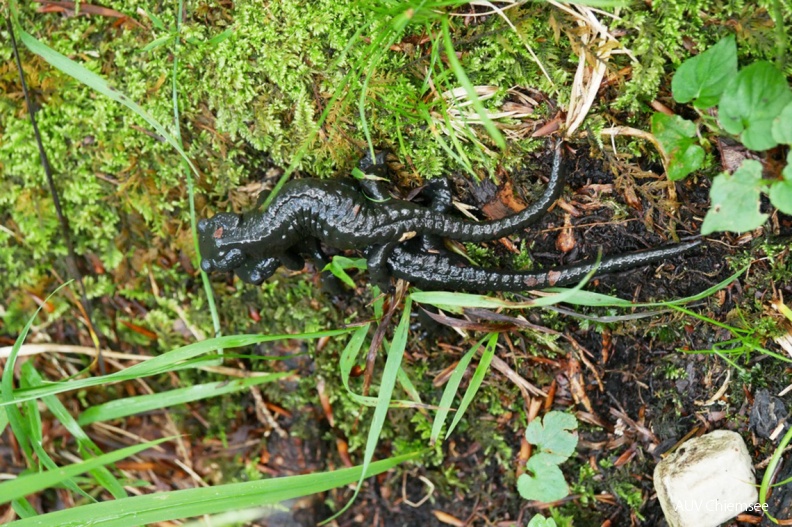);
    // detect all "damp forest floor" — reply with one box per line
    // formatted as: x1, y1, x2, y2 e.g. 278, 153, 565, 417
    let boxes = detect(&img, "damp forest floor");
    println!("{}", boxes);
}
1, 1, 792, 527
